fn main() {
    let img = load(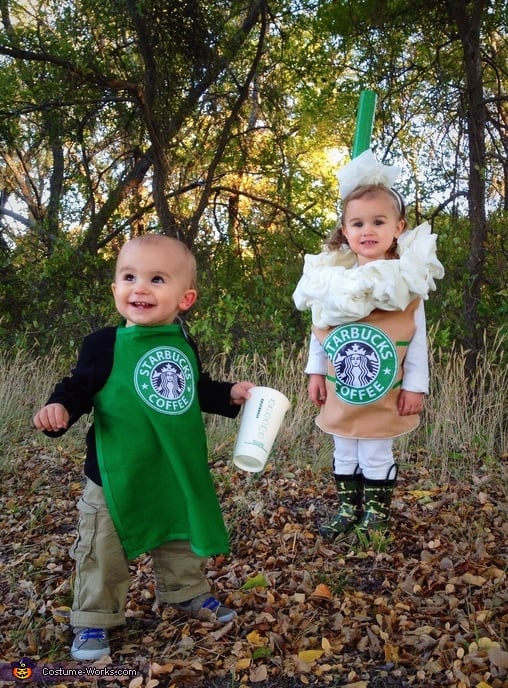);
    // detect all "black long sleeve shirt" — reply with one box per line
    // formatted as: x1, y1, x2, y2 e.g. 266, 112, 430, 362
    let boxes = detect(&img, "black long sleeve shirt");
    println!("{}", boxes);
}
45, 325, 240, 485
